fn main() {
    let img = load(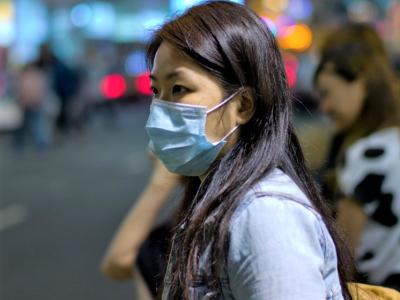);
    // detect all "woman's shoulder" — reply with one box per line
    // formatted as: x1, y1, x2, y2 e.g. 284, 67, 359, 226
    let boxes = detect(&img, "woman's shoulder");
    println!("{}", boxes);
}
234, 169, 318, 218
227, 169, 330, 270
231, 169, 323, 233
